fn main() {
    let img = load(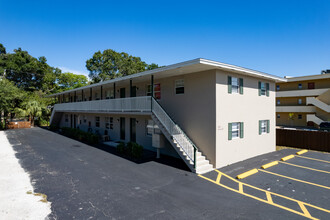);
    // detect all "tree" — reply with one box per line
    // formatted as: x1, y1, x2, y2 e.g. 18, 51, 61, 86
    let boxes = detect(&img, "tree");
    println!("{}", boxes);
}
15, 100, 43, 126
0, 46, 57, 92
86, 49, 162, 83
0, 78, 25, 126
57, 72, 88, 91
0, 43, 6, 55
